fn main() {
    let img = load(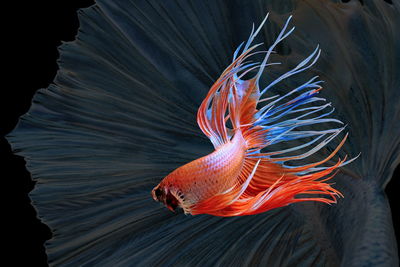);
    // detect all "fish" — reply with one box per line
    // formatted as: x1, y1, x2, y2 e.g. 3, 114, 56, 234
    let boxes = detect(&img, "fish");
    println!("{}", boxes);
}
152, 15, 355, 216
6, 0, 399, 266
